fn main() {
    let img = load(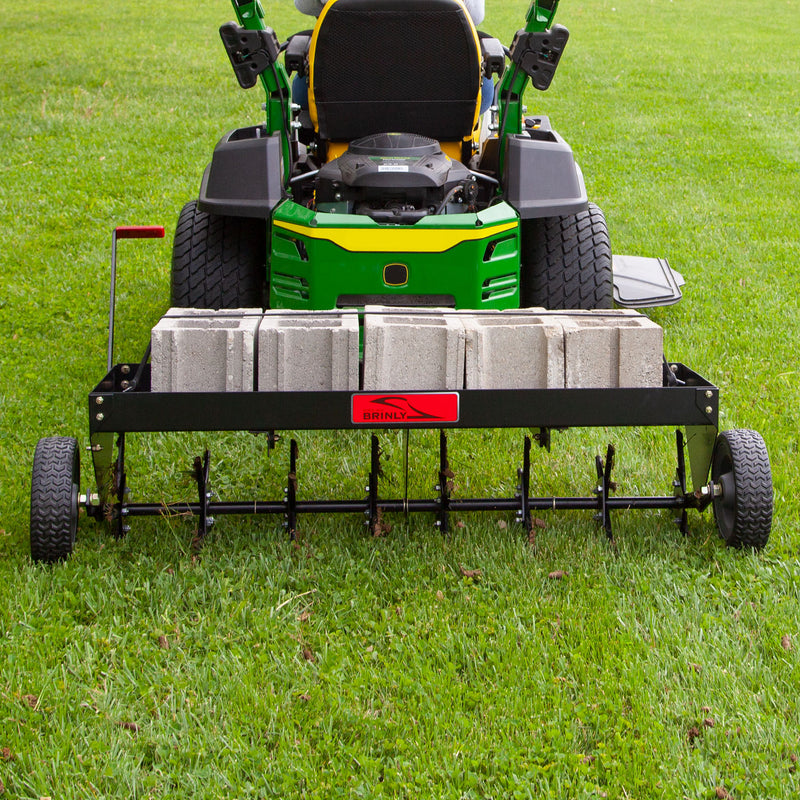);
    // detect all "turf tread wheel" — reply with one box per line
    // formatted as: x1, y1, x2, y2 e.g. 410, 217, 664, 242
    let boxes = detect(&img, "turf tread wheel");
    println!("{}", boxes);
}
712, 429, 772, 550
520, 202, 613, 309
171, 201, 266, 309
30, 437, 80, 563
